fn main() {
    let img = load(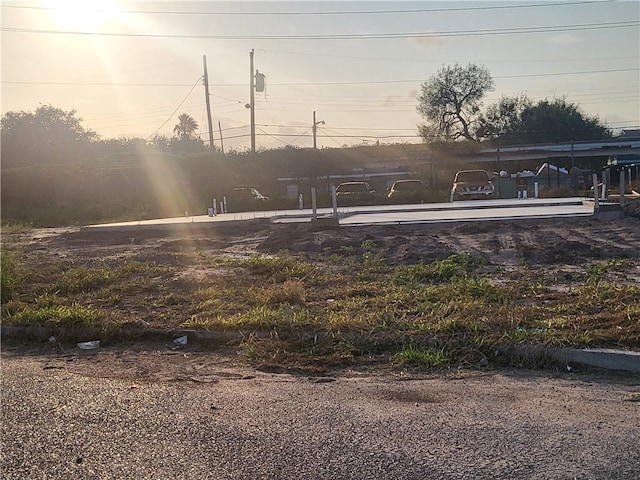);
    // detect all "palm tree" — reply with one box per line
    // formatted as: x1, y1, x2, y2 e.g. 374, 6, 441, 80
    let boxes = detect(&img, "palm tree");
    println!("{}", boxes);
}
173, 113, 198, 140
